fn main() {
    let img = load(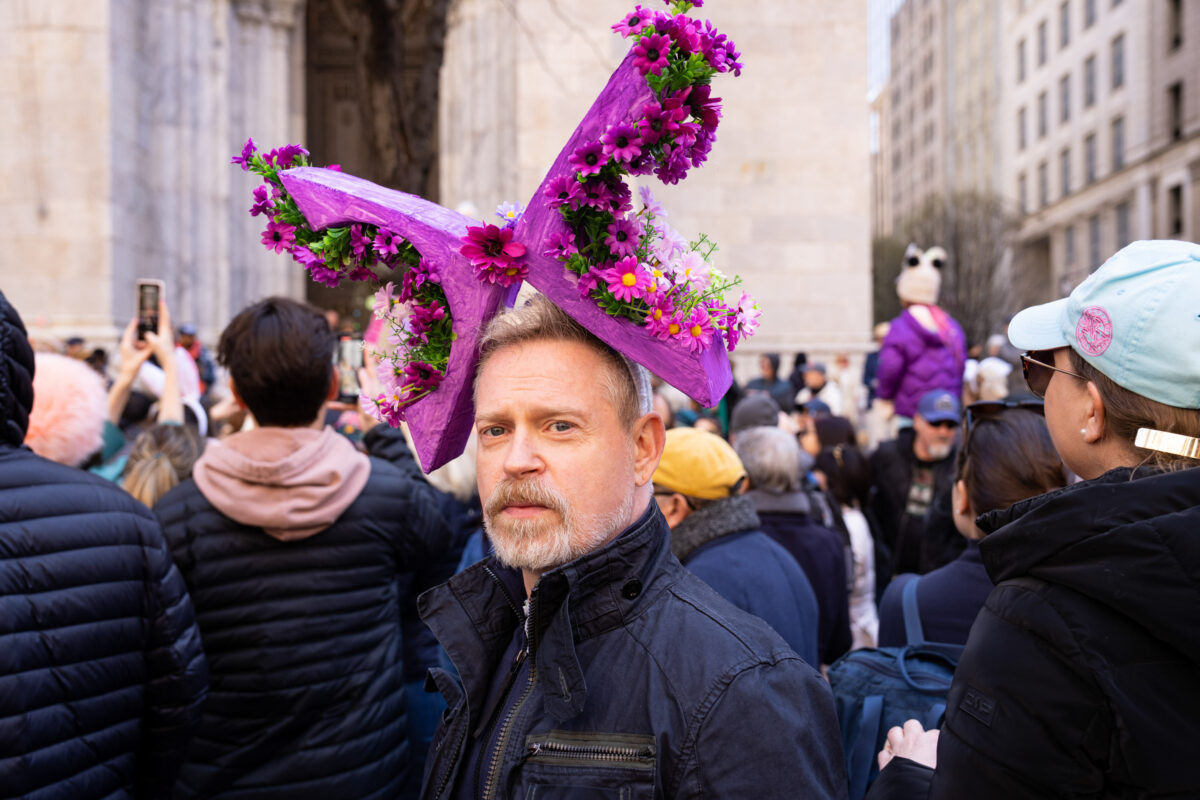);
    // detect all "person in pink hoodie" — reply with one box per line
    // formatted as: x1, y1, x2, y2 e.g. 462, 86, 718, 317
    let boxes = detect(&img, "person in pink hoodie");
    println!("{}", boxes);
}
876, 245, 967, 424
153, 296, 449, 799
